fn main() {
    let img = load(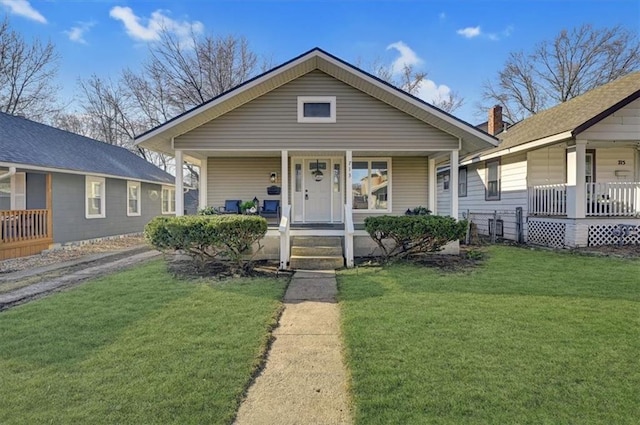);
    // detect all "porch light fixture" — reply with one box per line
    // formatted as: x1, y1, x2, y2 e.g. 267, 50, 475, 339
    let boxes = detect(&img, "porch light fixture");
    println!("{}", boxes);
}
312, 159, 324, 182
270, 172, 277, 183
